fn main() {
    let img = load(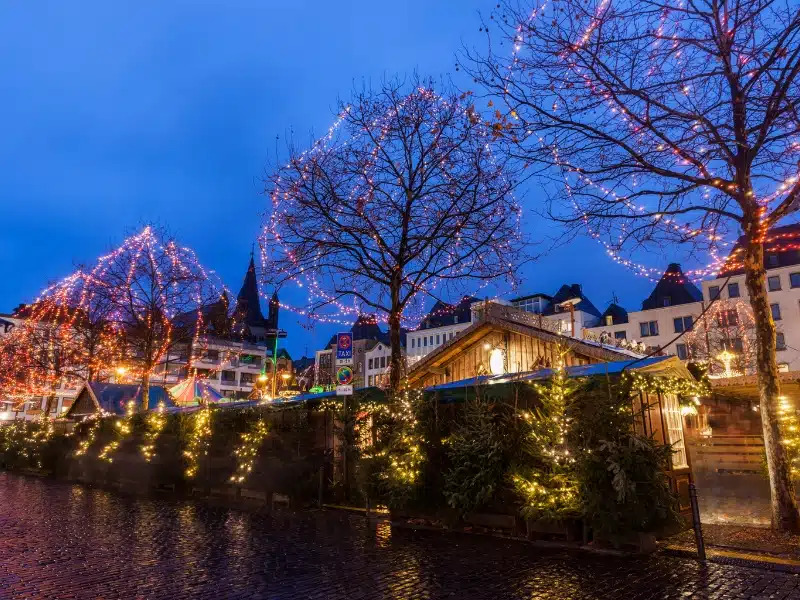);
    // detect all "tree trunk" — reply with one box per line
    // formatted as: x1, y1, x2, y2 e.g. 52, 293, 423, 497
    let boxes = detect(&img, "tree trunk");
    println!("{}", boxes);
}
42, 393, 56, 419
141, 371, 151, 413
389, 310, 403, 393
388, 277, 404, 393
743, 235, 800, 532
